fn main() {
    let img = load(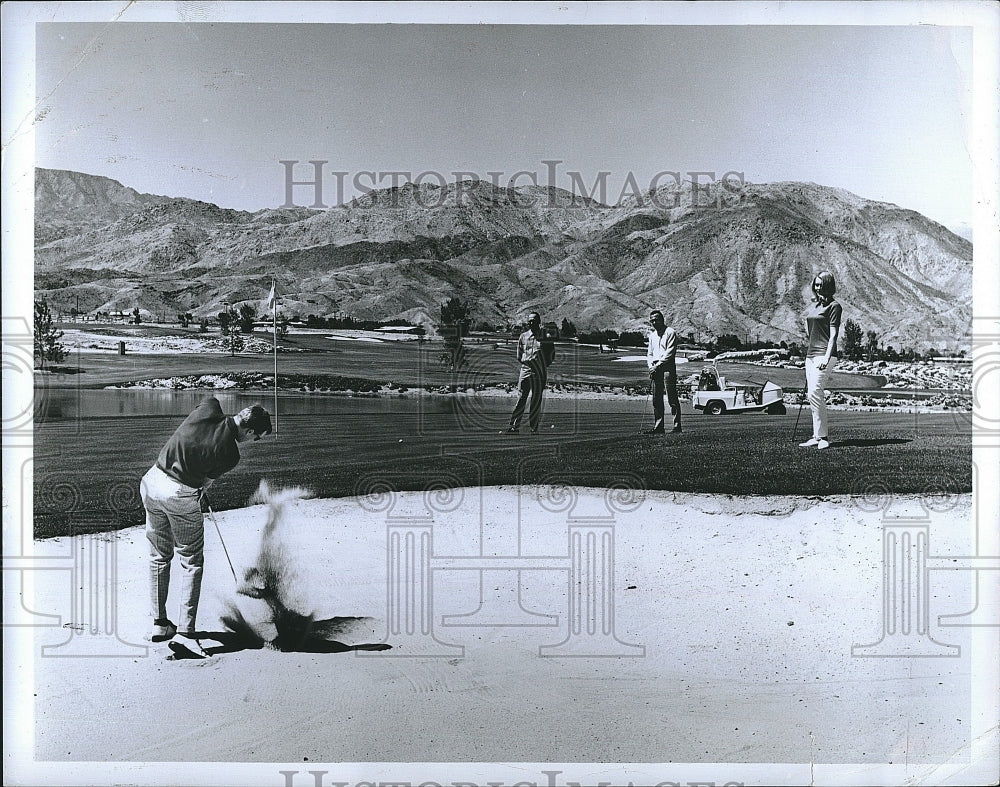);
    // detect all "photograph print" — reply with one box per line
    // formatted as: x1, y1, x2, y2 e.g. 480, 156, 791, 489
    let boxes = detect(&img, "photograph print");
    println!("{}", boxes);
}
3, 2, 998, 787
